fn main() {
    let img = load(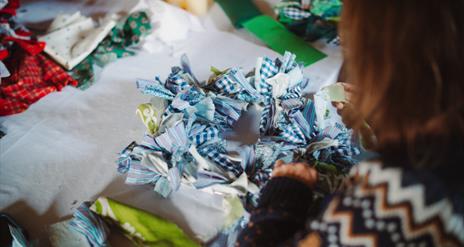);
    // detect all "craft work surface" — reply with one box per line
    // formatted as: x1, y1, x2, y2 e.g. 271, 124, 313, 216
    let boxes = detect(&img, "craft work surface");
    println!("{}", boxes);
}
0, 0, 343, 245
